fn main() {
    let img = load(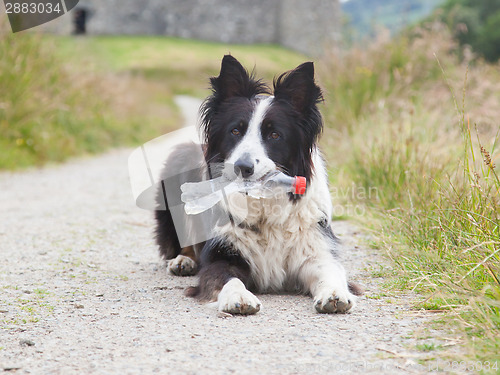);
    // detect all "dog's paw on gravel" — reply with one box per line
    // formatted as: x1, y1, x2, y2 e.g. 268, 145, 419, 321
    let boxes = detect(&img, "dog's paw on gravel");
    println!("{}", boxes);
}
314, 289, 355, 314
167, 255, 197, 276
217, 278, 261, 315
